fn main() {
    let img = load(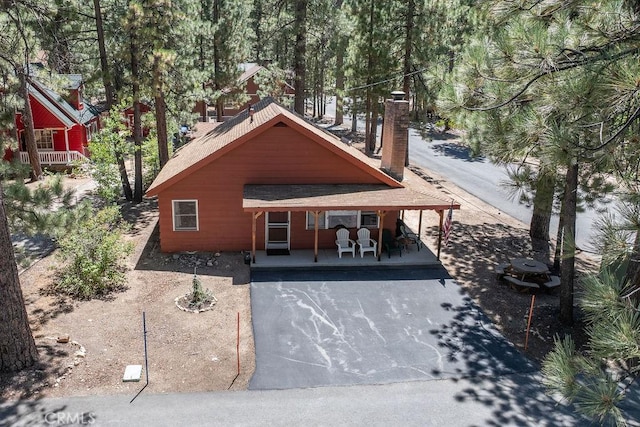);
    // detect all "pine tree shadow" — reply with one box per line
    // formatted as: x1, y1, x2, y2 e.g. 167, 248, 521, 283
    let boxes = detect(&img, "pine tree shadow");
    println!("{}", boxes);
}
120, 197, 158, 237
420, 220, 597, 424
425, 220, 596, 363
